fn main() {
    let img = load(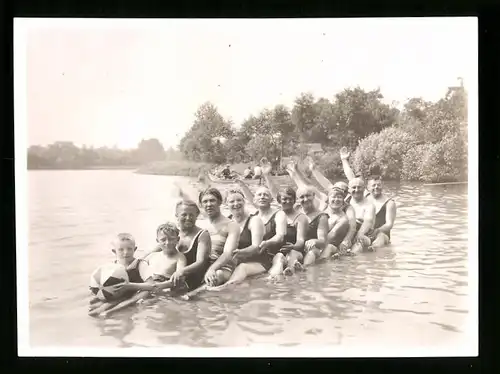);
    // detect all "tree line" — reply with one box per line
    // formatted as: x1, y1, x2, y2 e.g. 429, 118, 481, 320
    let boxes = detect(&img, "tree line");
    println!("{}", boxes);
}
27, 138, 179, 169
179, 84, 468, 182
